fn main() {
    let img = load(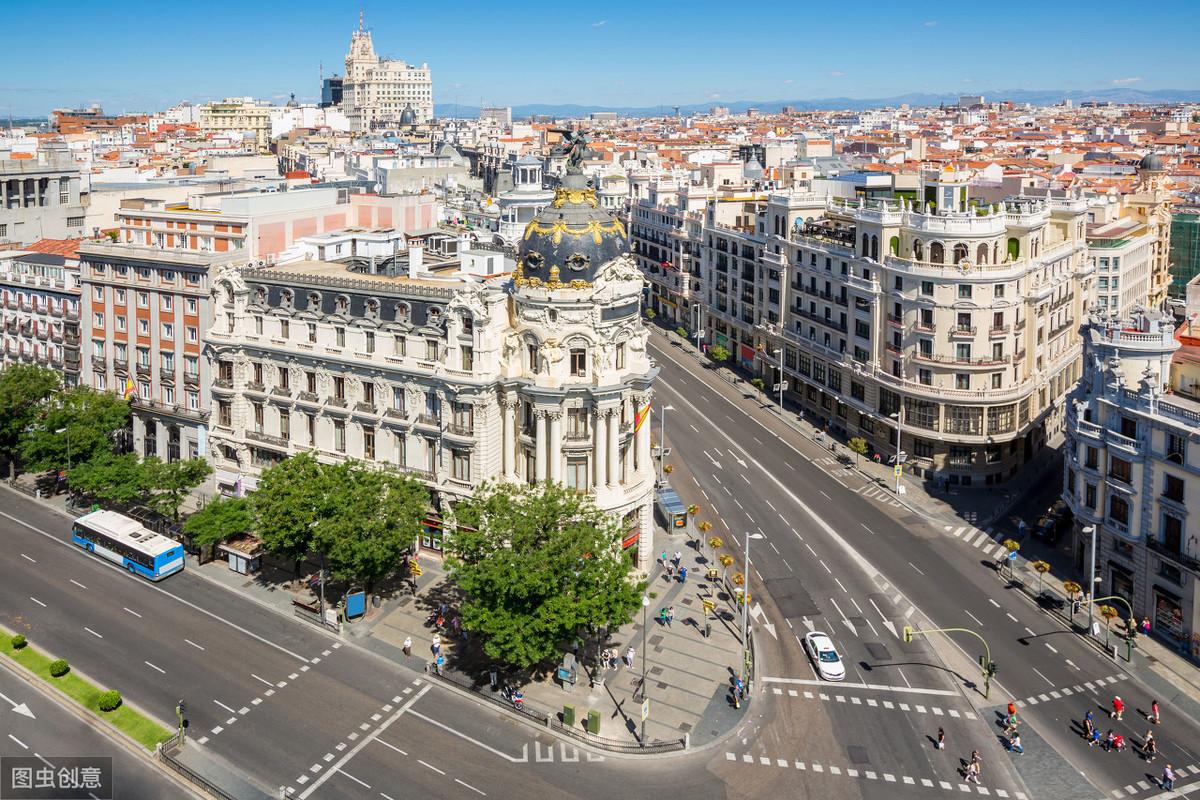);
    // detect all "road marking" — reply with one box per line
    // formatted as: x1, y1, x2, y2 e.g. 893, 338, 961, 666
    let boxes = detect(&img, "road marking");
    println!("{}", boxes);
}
861, 524, 874, 535
988, 599, 1000, 608
1006, 613, 1019, 623
83, 627, 102, 638
144, 661, 165, 674
819, 490, 831, 499
20, 554, 35, 563
69, 579, 87, 589
760, 677, 958, 696
185, 639, 205, 651
214, 700, 237, 715
123, 607, 142, 618
1031, 667, 1055, 687
0, 508, 313, 663
250, 673, 275, 688
818, 559, 831, 574
834, 578, 847, 593
30, 597, 46, 607
8, 734, 28, 750
690, 424, 699, 433
418, 760, 445, 776
298, 685, 429, 799
1045, 643, 1058, 654
455, 778, 487, 796
211, 725, 223, 735
964, 609, 983, 627
908, 562, 925, 575
336, 769, 370, 789
405, 708, 532, 763
374, 738, 407, 756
